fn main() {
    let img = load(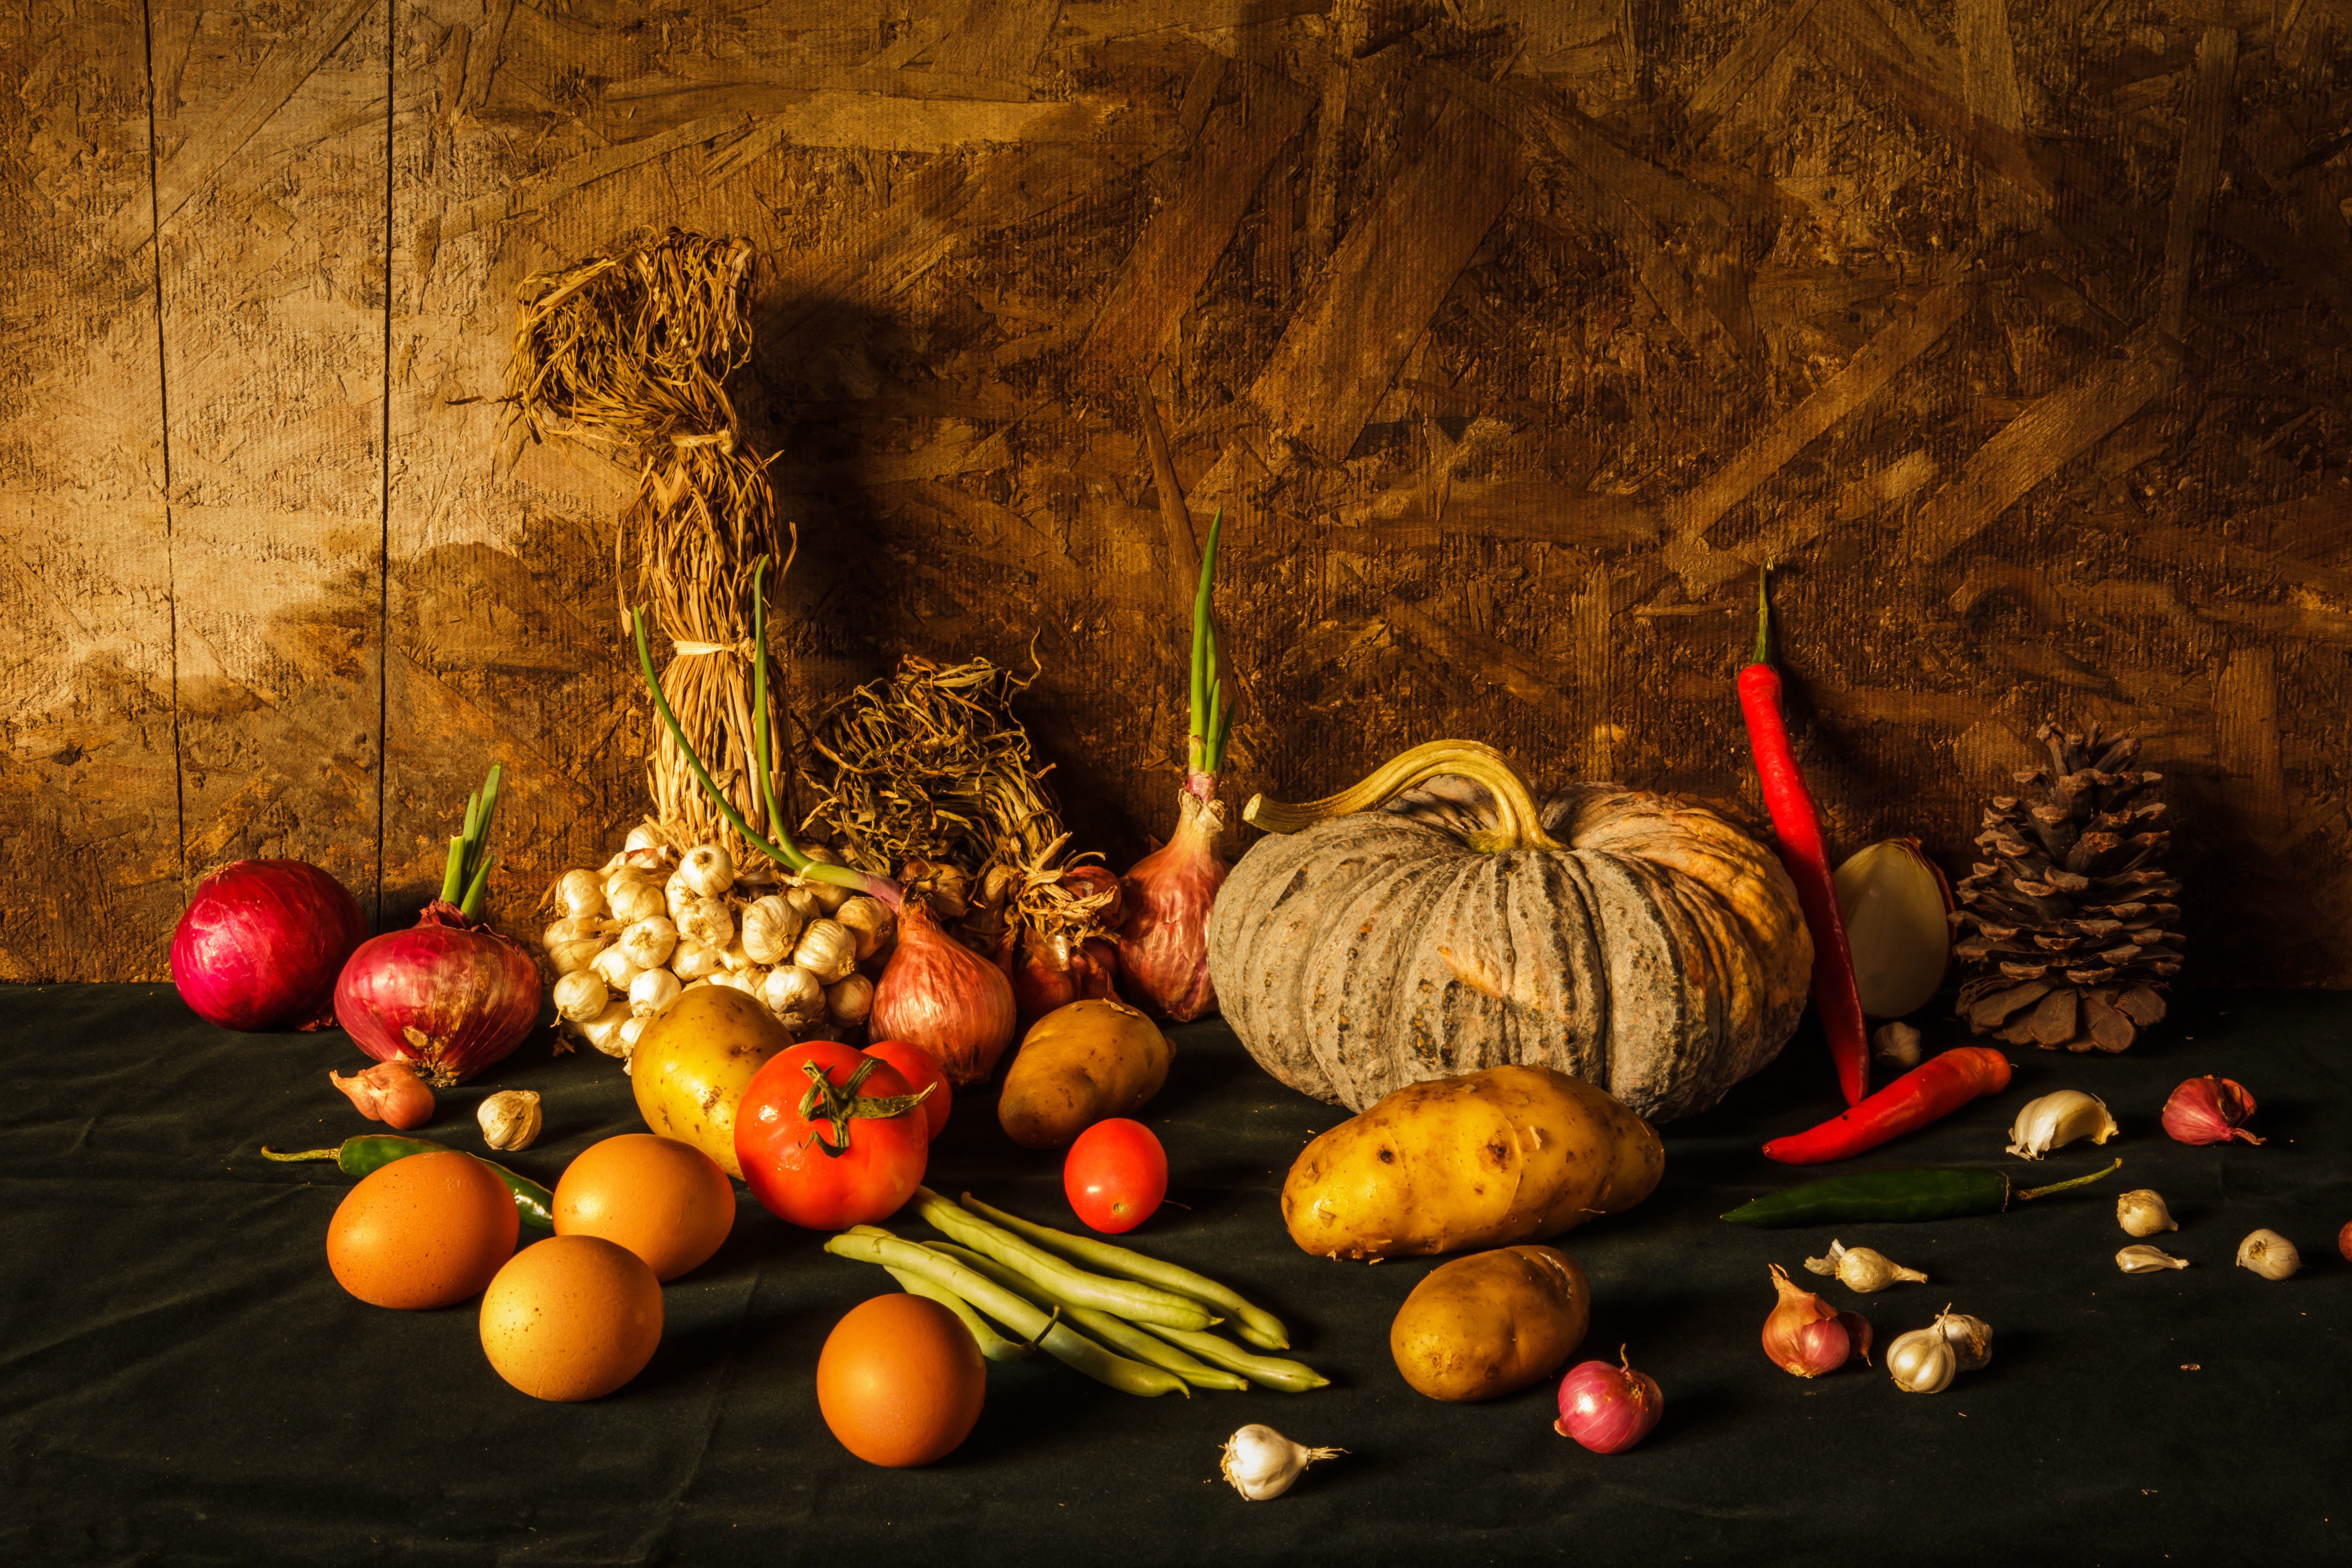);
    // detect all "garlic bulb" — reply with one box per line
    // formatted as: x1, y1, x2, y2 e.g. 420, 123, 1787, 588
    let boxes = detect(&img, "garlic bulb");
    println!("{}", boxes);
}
2117, 1245, 2190, 1273
620, 1014, 648, 1054
681, 842, 735, 898
671, 936, 721, 981
833, 895, 895, 961
1935, 1310, 1993, 1372
793, 918, 858, 984
544, 915, 613, 946
579, 998, 633, 1058
664, 868, 697, 922
1220, 1424, 1342, 1501
477, 1090, 542, 1152
2235, 1228, 2301, 1281
553, 869, 604, 920
761, 964, 826, 1027
827, 972, 875, 1025
624, 821, 666, 855
1872, 1019, 1924, 1069
607, 876, 666, 925
710, 967, 764, 997
677, 895, 735, 953
545, 931, 608, 976
2117, 1189, 2178, 1237
718, 937, 756, 972
629, 966, 682, 1018
1804, 1240, 1928, 1293
740, 895, 806, 965
618, 915, 679, 972
590, 942, 643, 991
783, 885, 825, 923
552, 968, 610, 1024
2005, 1090, 2119, 1160
1885, 1323, 1957, 1394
